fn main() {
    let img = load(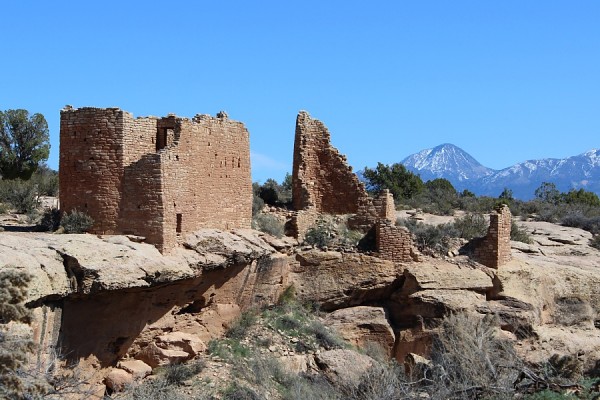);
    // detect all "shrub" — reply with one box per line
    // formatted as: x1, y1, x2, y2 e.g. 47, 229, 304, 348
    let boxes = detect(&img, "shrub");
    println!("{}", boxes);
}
308, 320, 346, 350
562, 213, 600, 235
37, 208, 60, 231
30, 166, 59, 197
115, 378, 187, 400
452, 213, 487, 240
282, 374, 341, 400
428, 313, 521, 399
0, 269, 47, 399
60, 209, 94, 233
162, 360, 206, 386
398, 218, 458, 256
251, 213, 284, 238
590, 235, 600, 250
222, 382, 261, 400
0, 179, 39, 214
511, 221, 533, 244
226, 309, 259, 340
252, 183, 265, 216
304, 219, 335, 248
347, 361, 410, 400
